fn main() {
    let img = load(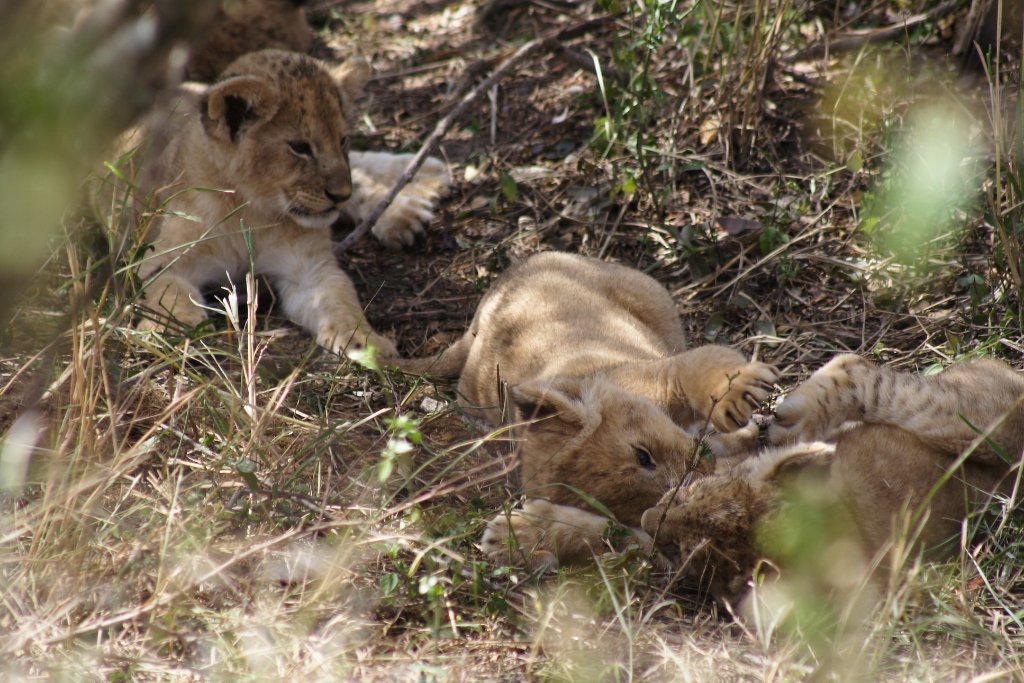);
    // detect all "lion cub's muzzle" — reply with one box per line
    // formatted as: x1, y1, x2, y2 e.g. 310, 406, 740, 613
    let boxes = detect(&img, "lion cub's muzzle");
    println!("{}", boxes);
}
324, 167, 353, 204
286, 167, 353, 227
296, 165, 352, 206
